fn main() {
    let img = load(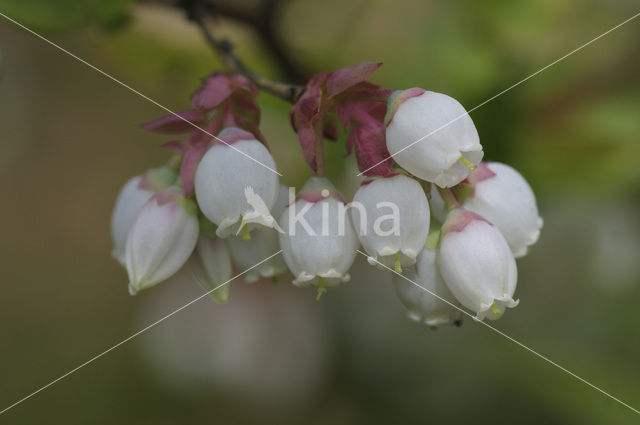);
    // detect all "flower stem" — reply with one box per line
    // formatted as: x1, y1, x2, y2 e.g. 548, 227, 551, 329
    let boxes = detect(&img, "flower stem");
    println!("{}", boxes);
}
316, 277, 326, 301
437, 187, 461, 211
